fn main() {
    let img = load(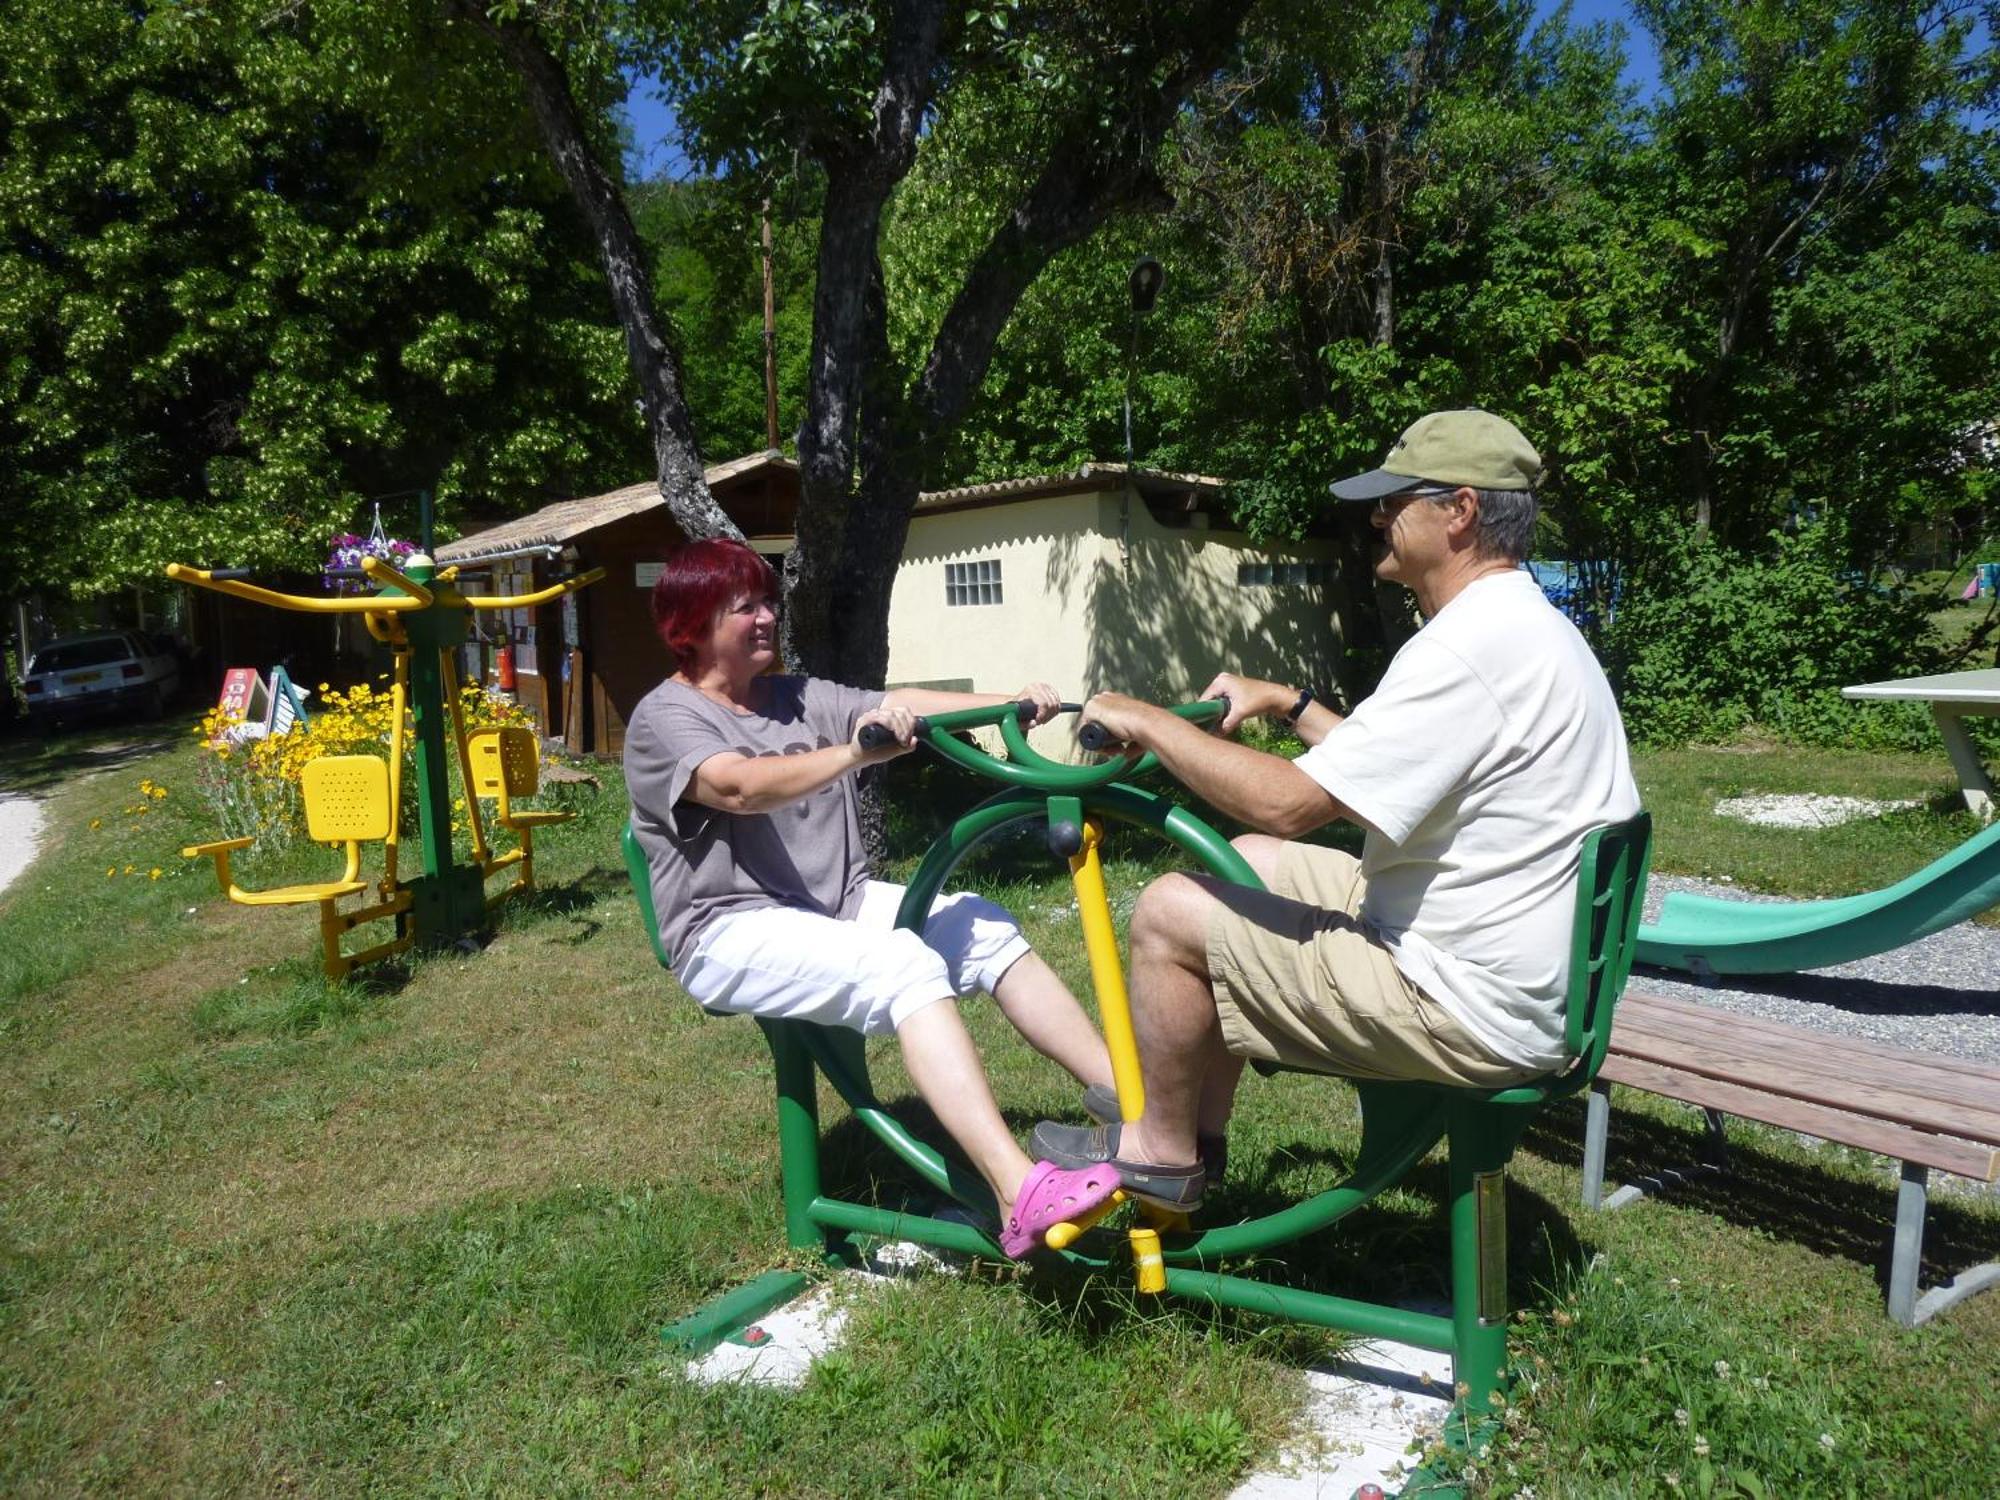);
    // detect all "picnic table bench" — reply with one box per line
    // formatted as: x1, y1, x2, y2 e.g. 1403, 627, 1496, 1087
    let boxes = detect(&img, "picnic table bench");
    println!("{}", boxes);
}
1580, 991, 2000, 1326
